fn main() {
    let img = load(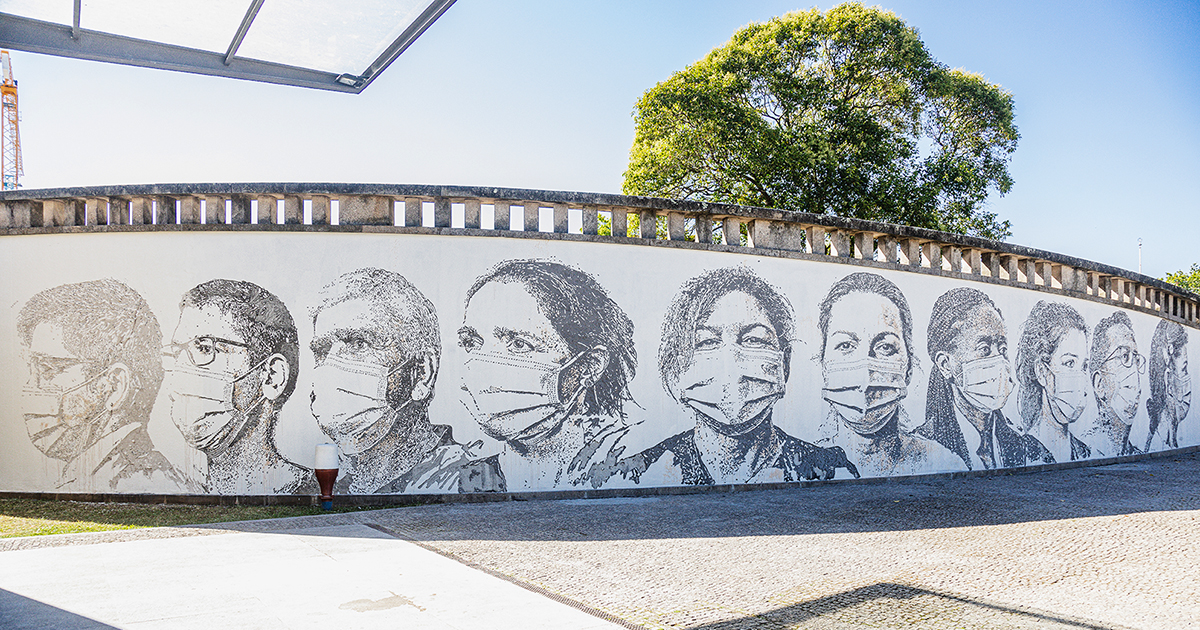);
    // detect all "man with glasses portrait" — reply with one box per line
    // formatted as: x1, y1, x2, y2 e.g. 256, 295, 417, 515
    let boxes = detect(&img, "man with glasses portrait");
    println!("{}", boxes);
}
162, 279, 313, 494
1081, 311, 1144, 457
18, 279, 190, 491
